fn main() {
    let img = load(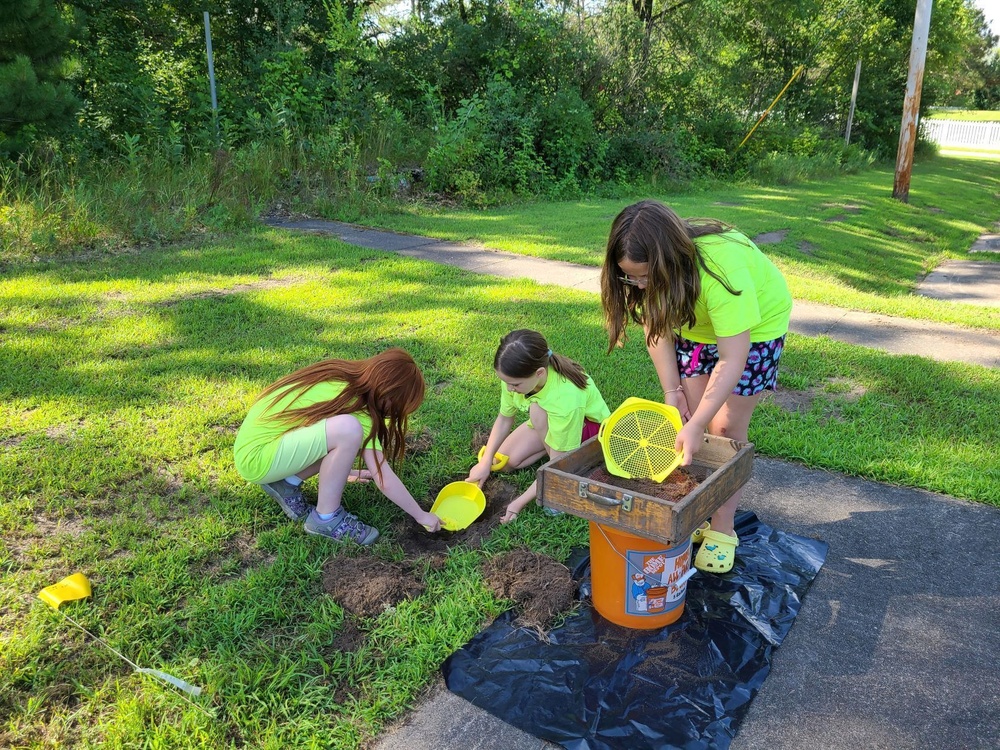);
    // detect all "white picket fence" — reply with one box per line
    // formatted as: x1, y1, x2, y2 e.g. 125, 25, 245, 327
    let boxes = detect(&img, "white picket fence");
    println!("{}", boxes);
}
920, 119, 1000, 148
